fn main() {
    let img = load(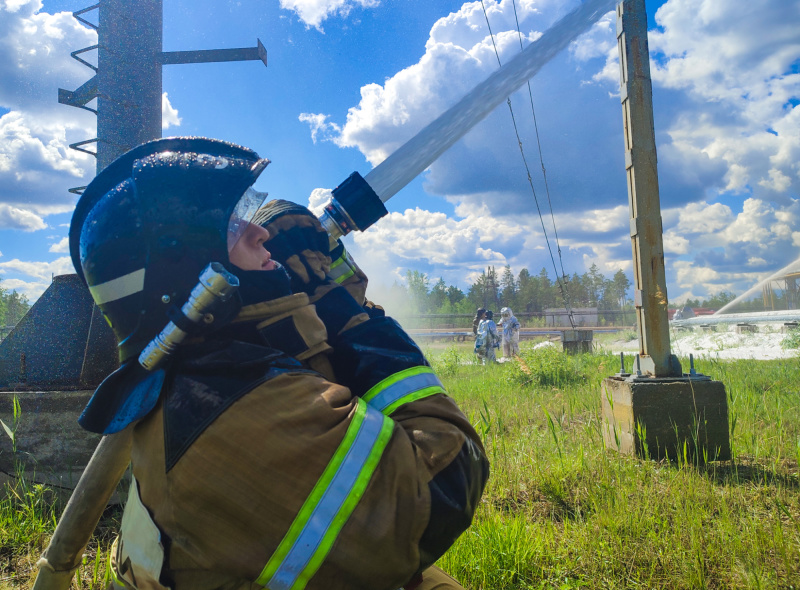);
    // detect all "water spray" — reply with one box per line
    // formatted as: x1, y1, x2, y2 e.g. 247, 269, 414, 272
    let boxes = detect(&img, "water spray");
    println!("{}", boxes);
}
318, 0, 616, 240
